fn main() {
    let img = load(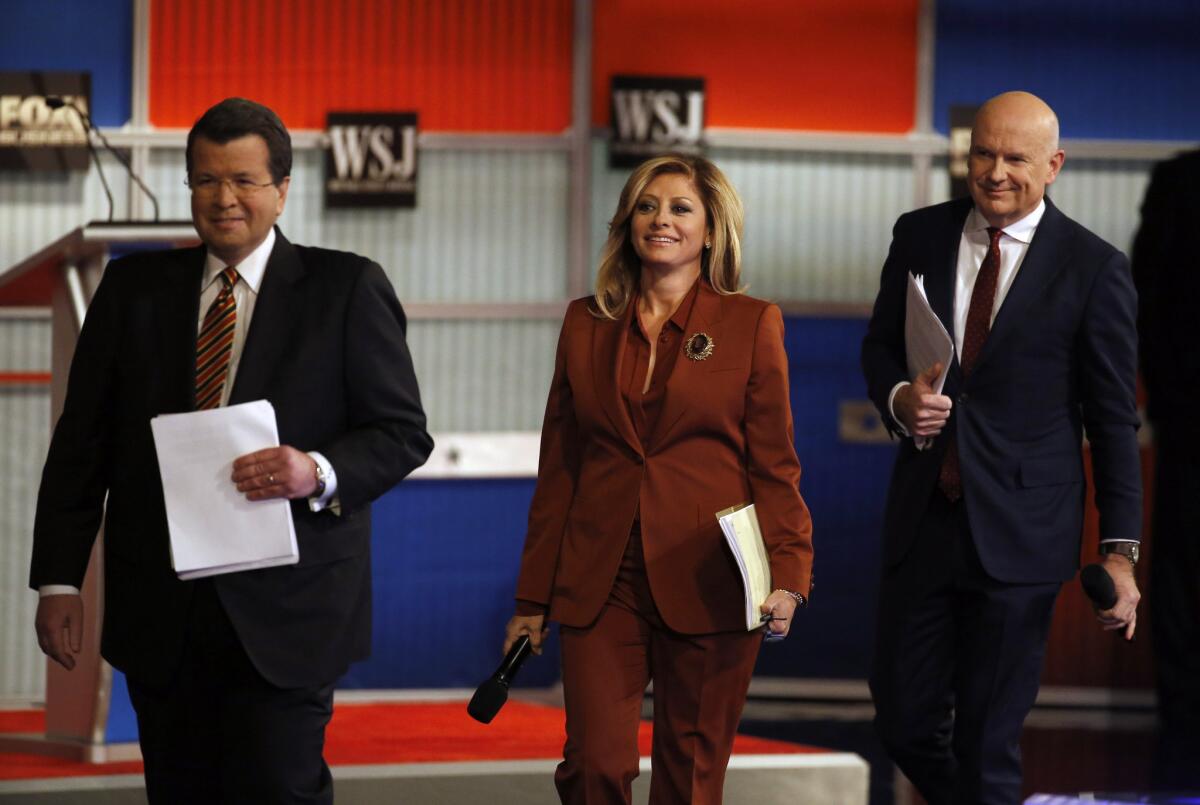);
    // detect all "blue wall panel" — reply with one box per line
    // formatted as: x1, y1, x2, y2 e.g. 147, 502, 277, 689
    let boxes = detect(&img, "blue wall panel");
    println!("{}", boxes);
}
340, 478, 563, 690
753, 317, 895, 679
934, 0, 1200, 140
0, 0, 133, 126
